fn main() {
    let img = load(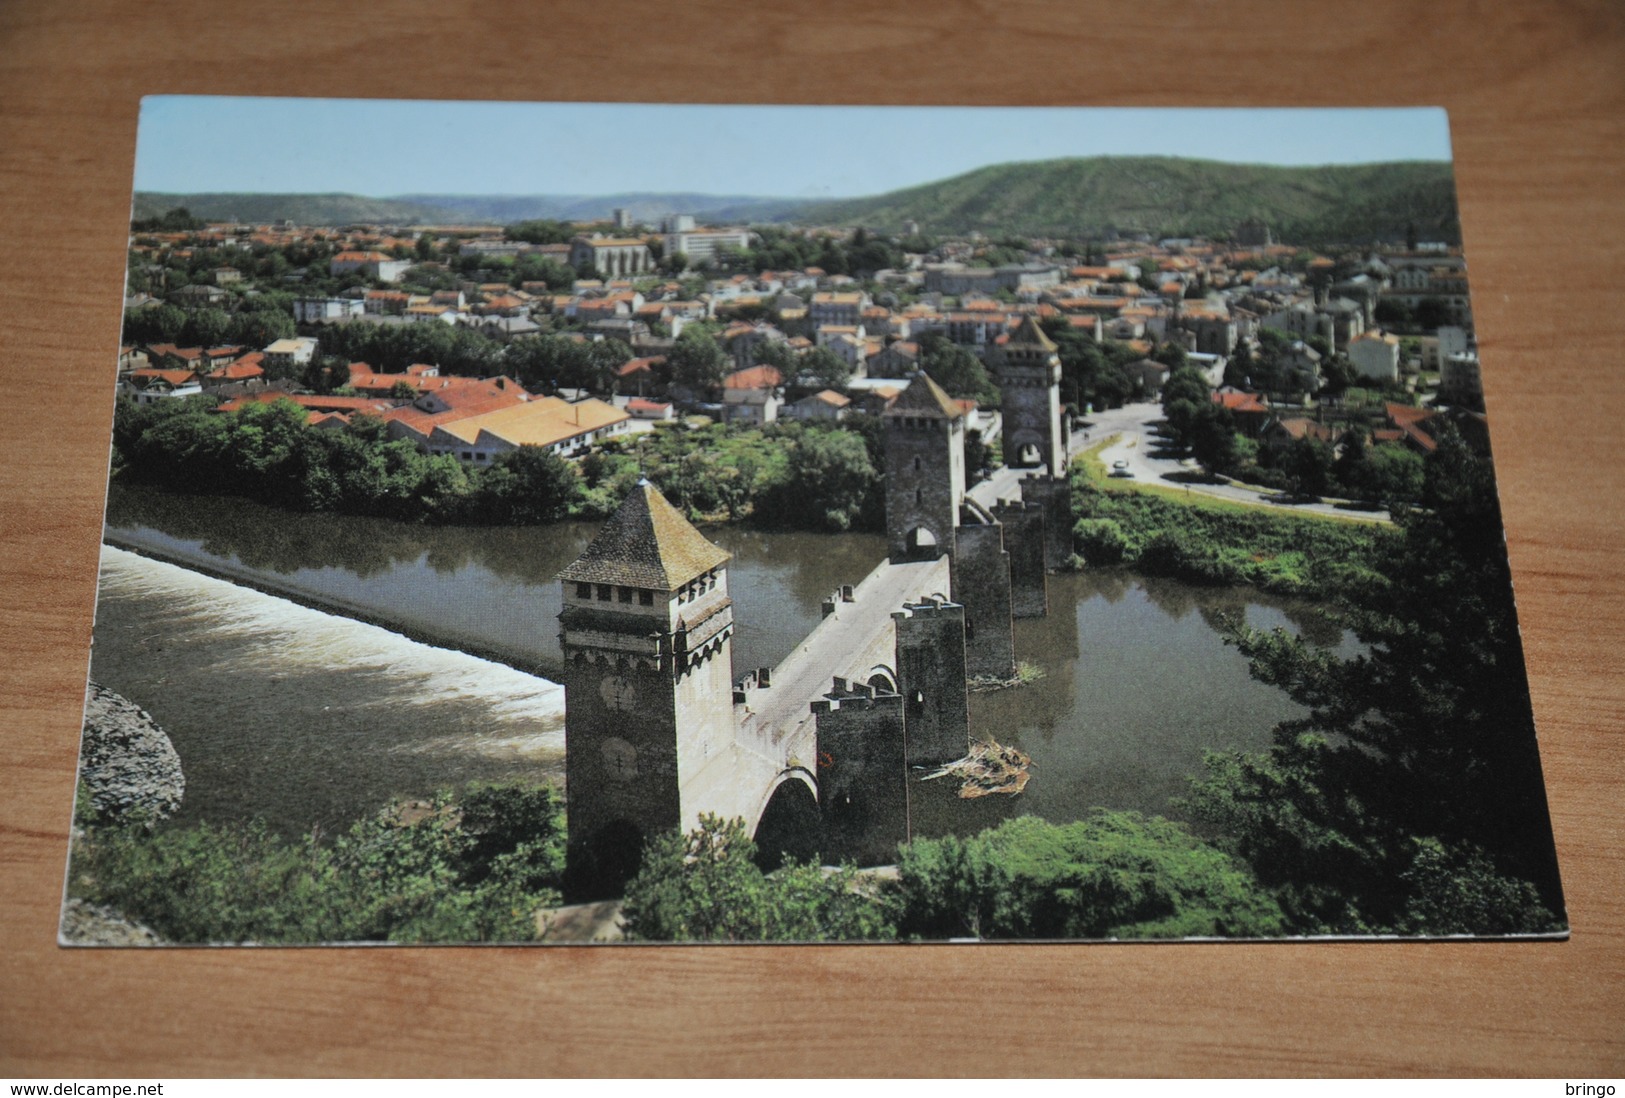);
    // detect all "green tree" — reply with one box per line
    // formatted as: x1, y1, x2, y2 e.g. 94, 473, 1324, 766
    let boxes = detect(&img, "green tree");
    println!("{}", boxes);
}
1185, 427, 1565, 933
620, 815, 894, 942
757, 427, 878, 531
1281, 436, 1335, 497
669, 326, 729, 394
473, 446, 581, 524
184, 307, 231, 348
794, 346, 853, 392
72, 781, 567, 944
917, 332, 997, 405
894, 812, 1285, 940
